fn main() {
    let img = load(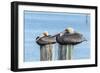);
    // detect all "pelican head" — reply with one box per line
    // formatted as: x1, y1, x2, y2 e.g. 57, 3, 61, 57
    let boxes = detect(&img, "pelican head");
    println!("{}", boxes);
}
43, 31, 48, 36
65, 27, 74, 34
